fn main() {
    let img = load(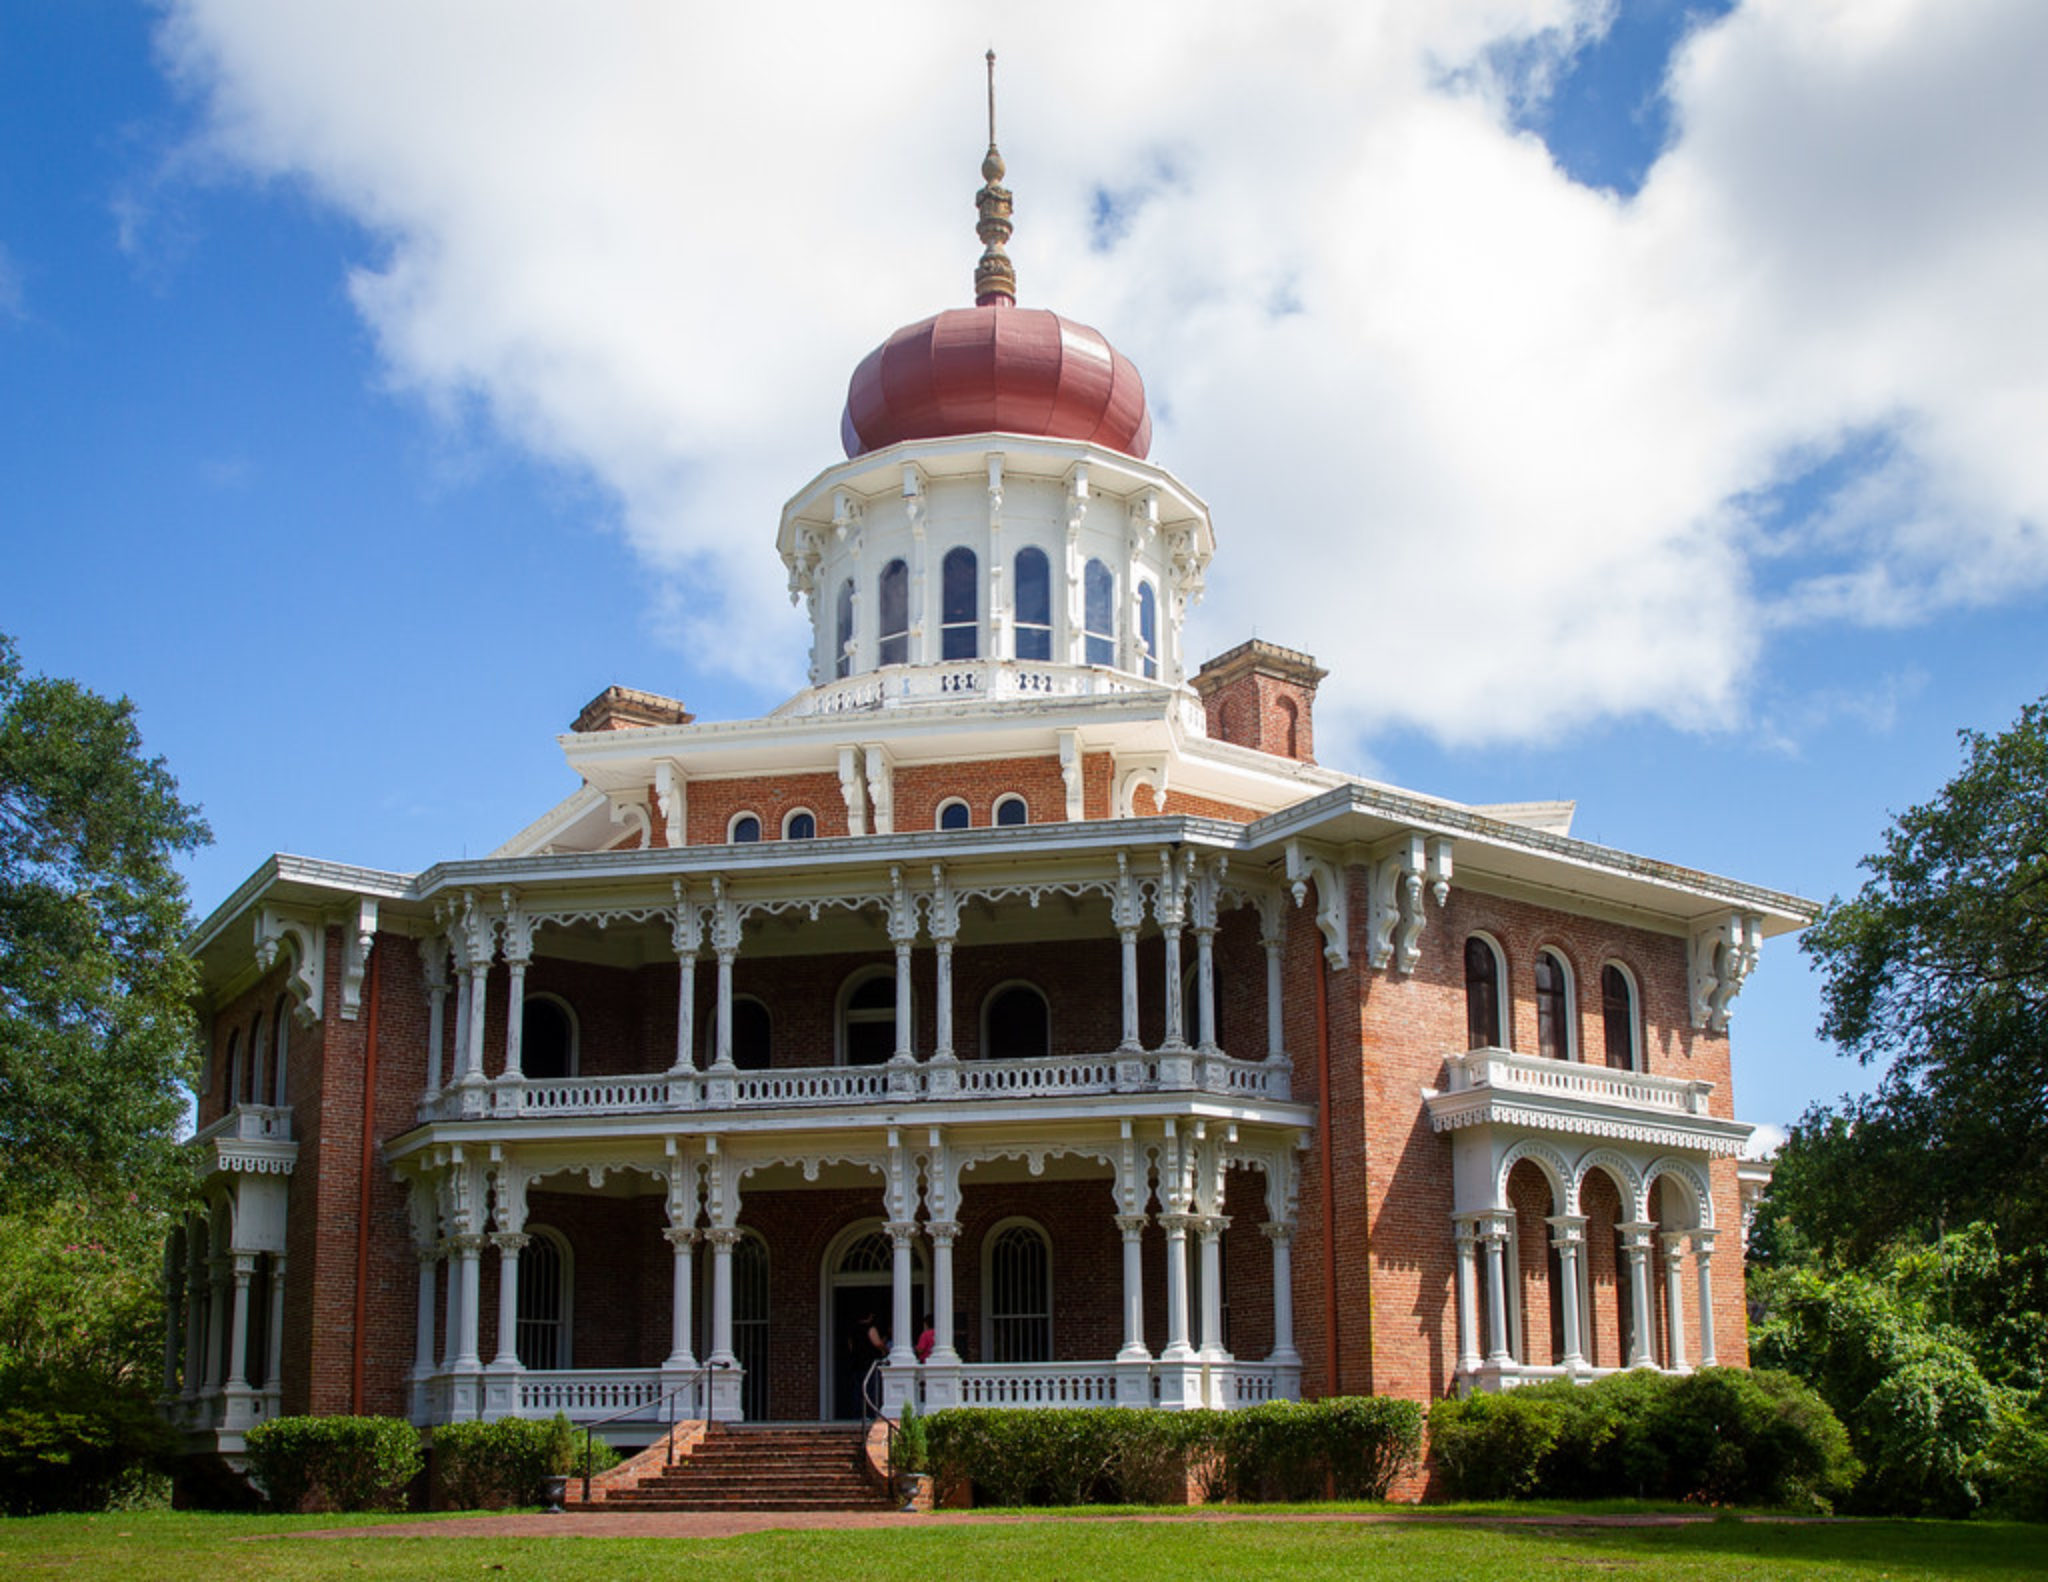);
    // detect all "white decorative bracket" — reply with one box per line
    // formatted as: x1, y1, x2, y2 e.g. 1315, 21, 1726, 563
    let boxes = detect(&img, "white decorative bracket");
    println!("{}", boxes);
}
255, 905, 325, 1027
1059, 730, 1085, 822
1115, 753, 1169, 818
862, 741, 895, 836
337, 896, 378, 1021
1690, 911, 1764, 1031
653, 760, 688, 849
837, 745, 870, 838
1284, 839, 1349, 972
606, 792, 652, 849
